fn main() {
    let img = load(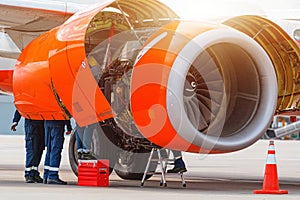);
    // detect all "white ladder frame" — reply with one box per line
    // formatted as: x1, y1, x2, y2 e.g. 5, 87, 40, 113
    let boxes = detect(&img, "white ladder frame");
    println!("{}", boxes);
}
141, 148, 186, 187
